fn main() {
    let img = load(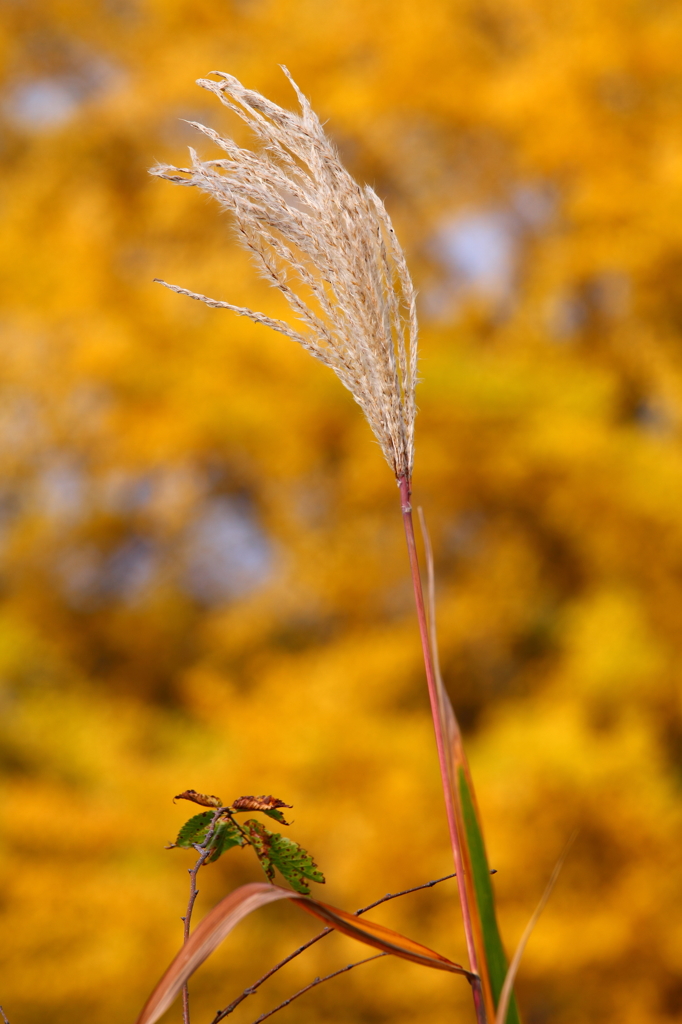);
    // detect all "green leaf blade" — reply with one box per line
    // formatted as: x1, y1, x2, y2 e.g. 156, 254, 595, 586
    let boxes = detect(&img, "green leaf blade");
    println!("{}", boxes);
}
458, 767, 521, 1024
